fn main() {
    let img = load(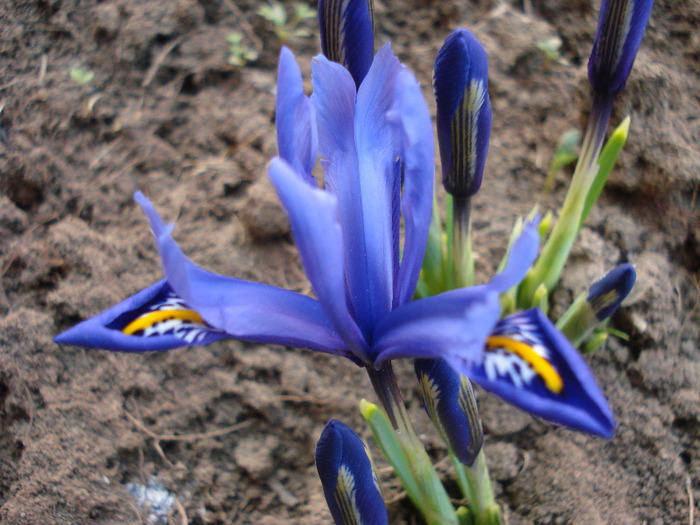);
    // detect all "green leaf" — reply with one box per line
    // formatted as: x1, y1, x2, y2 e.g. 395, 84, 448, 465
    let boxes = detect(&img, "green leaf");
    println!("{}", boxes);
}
580, 116, 630, 228
70, 67, 94, 86
359, 400, 424, 514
